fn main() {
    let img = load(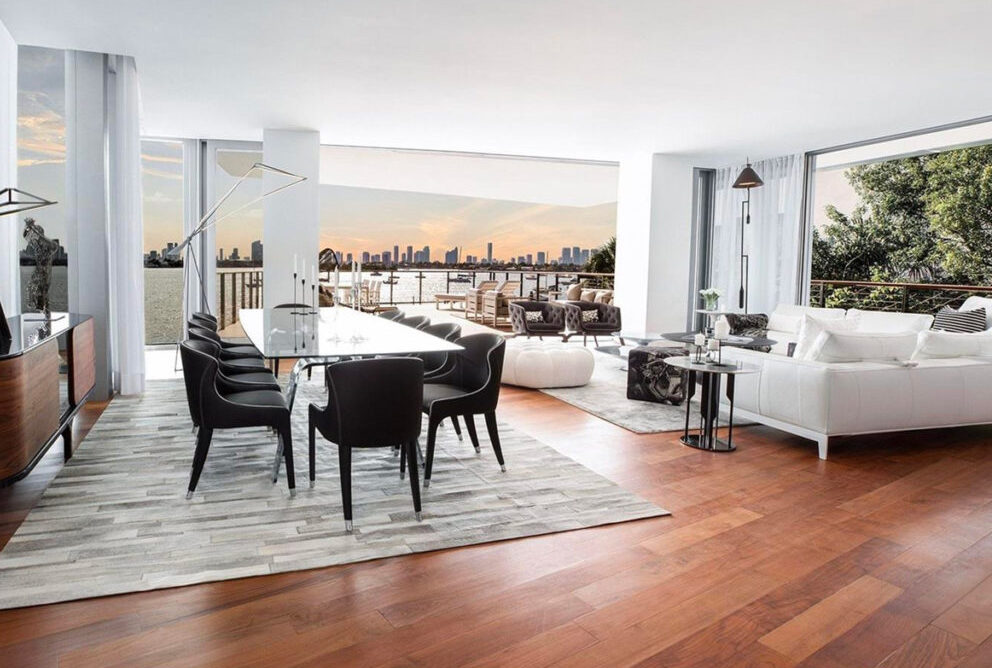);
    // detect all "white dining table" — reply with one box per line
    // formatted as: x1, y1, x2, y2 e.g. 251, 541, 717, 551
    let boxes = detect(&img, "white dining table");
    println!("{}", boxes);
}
239, 305, 463, 410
